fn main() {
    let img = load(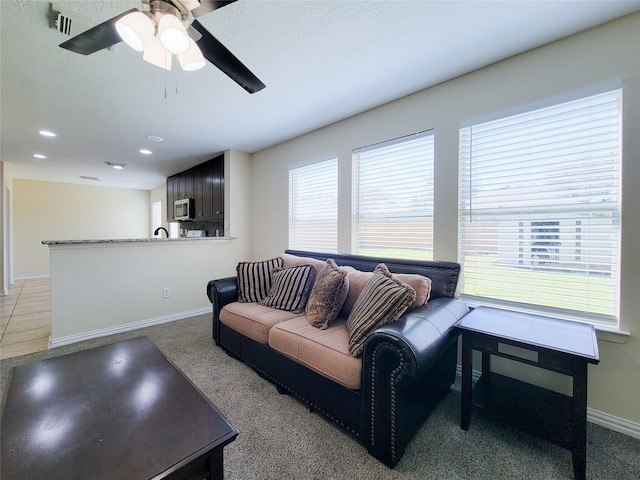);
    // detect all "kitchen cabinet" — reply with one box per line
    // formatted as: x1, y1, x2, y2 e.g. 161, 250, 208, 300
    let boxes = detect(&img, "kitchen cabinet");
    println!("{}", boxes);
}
166, 174, 178, 222
210, 155, 224, 220
166, 155, 224, 224
193, 161, 211, 220
176, 170, 193, 199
